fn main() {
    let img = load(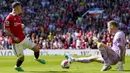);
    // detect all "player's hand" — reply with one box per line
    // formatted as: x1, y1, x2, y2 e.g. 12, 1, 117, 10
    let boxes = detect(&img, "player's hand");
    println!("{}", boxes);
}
14, 37, 20, 42
116, 61, 124, 71
21, 24, 25, 29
